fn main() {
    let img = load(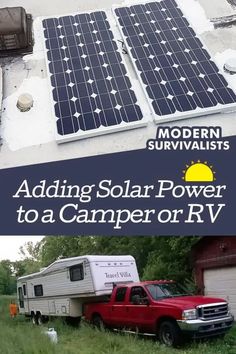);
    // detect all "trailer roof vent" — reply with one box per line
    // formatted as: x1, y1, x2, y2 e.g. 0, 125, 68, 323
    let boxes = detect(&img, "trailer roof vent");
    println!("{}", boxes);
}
224, 57, 236, 74
0, 7, 33, 57
17, 93, 33, 112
